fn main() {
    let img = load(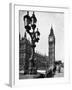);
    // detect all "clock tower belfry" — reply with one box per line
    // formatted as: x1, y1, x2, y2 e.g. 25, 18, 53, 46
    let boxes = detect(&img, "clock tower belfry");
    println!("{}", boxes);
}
48, 26, 55, 67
